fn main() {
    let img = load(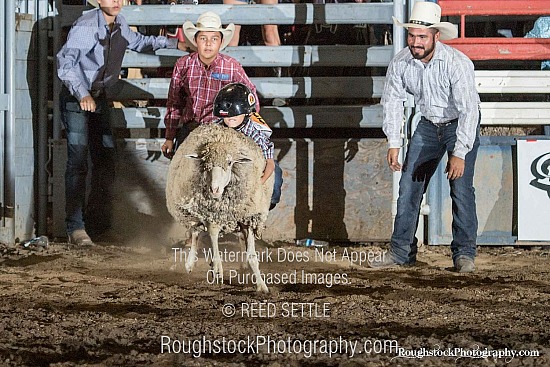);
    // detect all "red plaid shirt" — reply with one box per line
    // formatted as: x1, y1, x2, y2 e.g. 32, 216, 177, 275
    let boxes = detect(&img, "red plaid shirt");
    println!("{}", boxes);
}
164, 52, 259, 140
